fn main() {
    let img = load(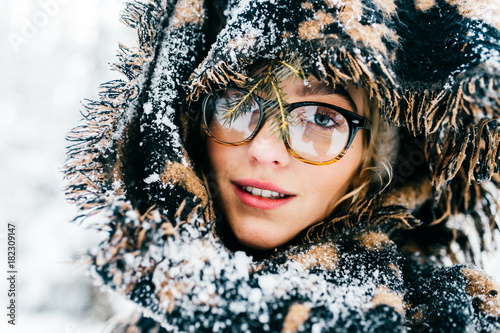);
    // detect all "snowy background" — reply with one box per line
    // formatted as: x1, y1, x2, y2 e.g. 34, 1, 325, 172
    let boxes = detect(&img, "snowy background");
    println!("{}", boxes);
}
0, 1, 136, 332
0, 1, 499, 333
